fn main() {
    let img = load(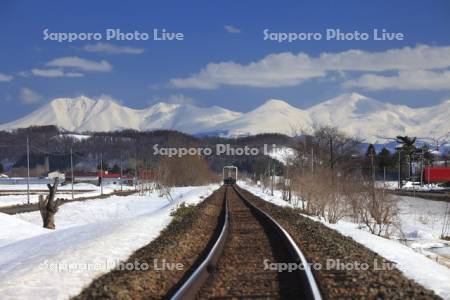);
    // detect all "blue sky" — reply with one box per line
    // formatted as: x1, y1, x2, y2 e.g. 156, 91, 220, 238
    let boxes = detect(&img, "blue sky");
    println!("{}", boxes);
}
1, 0, 450, 123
